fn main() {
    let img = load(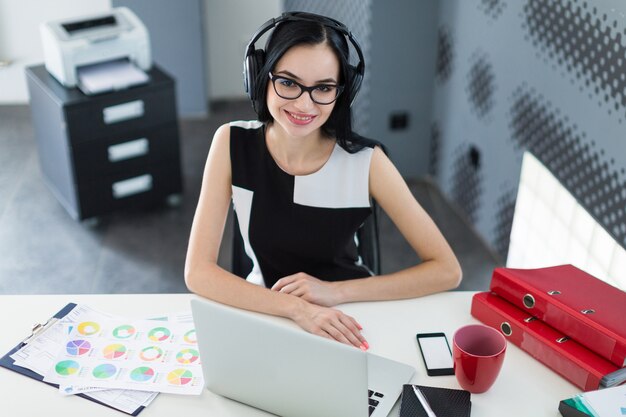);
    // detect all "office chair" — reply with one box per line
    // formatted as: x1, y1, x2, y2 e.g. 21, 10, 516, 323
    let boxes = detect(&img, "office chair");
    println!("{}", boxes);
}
231, 199, 382, 278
